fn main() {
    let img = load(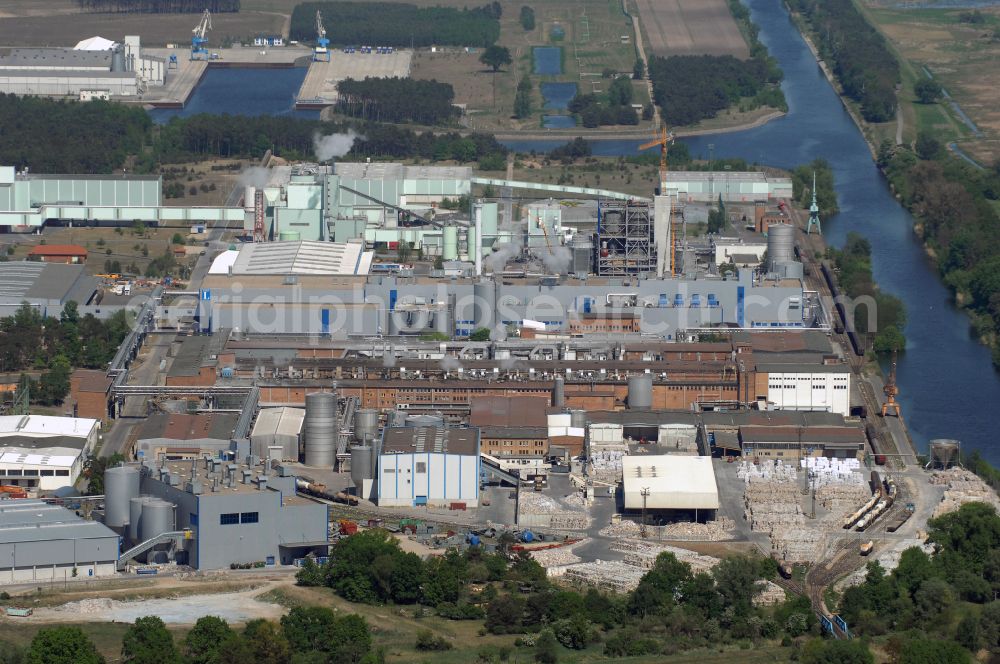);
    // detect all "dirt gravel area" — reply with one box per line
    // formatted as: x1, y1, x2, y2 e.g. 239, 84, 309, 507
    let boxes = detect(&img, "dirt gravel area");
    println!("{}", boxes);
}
410, 50, 502, 112
634, 0, 748, 59
0, 11, 283, 47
